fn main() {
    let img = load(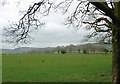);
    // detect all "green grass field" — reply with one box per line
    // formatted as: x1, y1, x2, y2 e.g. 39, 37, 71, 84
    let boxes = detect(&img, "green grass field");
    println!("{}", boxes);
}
2, 53, 112, 82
